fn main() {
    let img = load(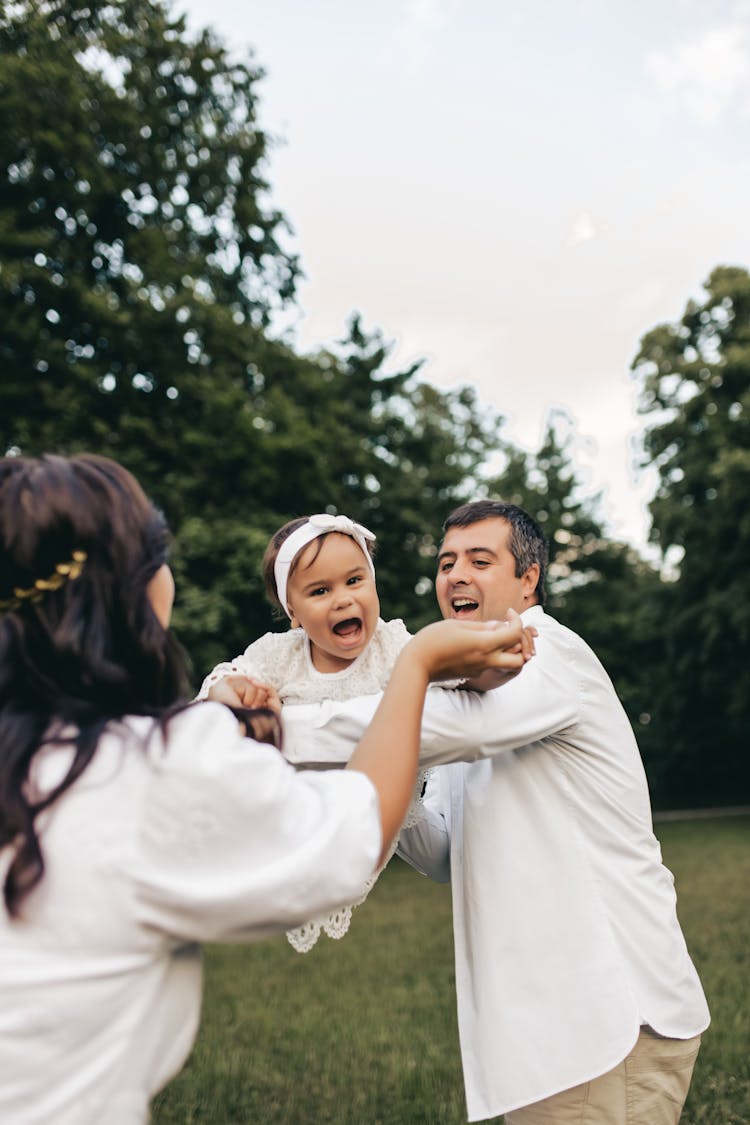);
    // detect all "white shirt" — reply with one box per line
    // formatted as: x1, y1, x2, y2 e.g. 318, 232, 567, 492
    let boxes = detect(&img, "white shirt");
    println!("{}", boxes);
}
0, 704, 381, 1125
283, 606, 710, 1120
